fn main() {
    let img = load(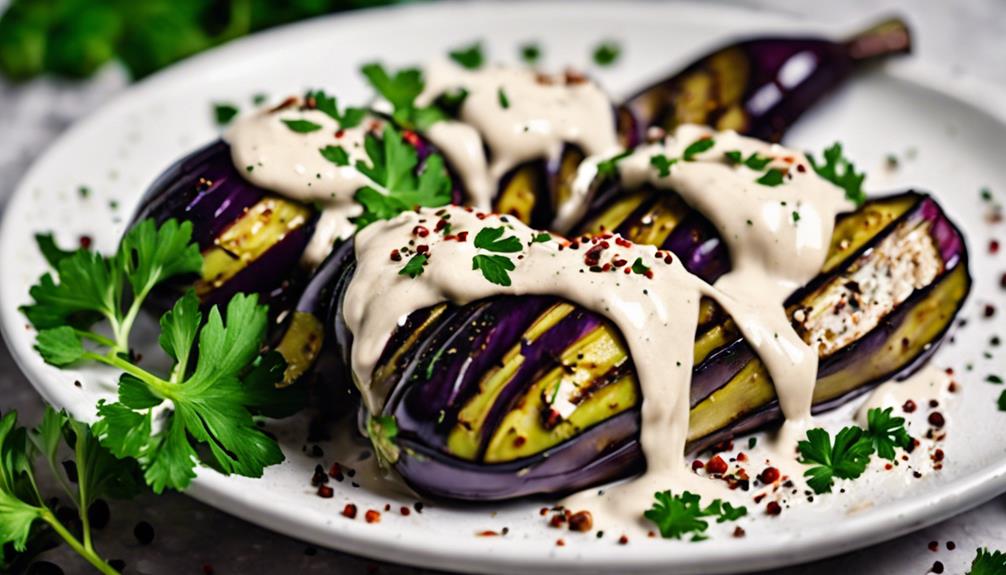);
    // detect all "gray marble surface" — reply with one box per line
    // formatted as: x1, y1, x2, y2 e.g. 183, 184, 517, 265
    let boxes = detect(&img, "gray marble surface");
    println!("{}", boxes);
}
1, 1, 1004, 573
